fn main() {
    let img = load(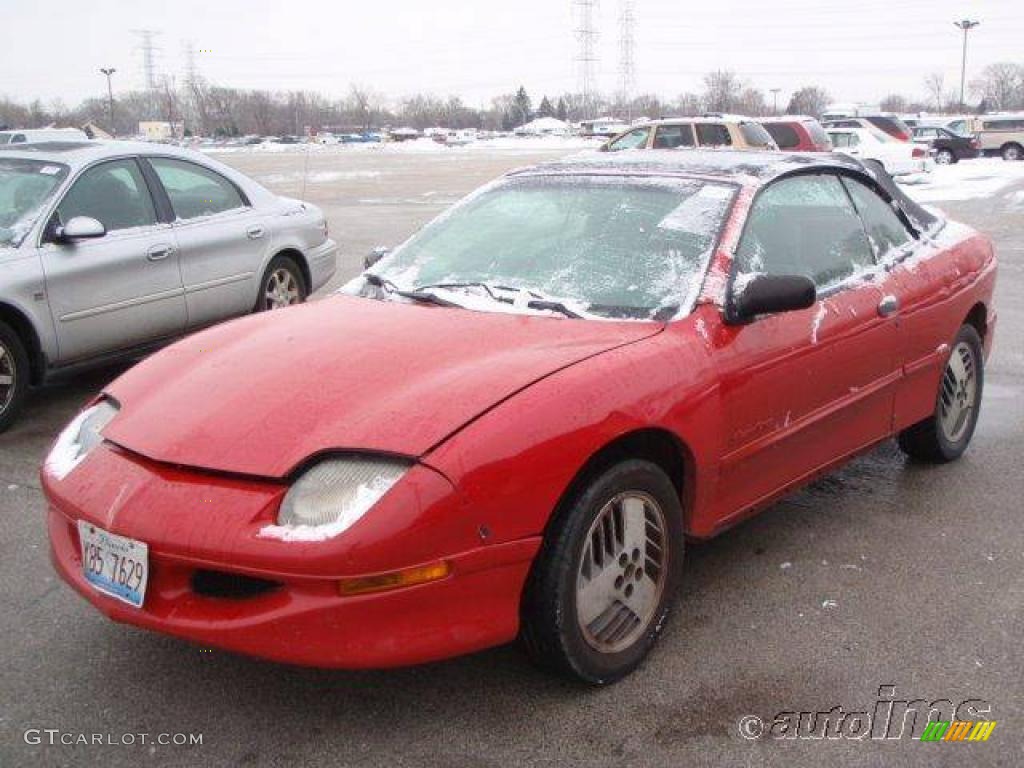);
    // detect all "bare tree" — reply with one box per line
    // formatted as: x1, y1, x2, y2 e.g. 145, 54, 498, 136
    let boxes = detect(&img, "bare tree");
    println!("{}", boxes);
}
673, 92, 702, 116
786, 86, 830, 118
879, 94, 910, 113
970, 62, 1024, 111
702, 70, 742, 113
924, 73, 945, 111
